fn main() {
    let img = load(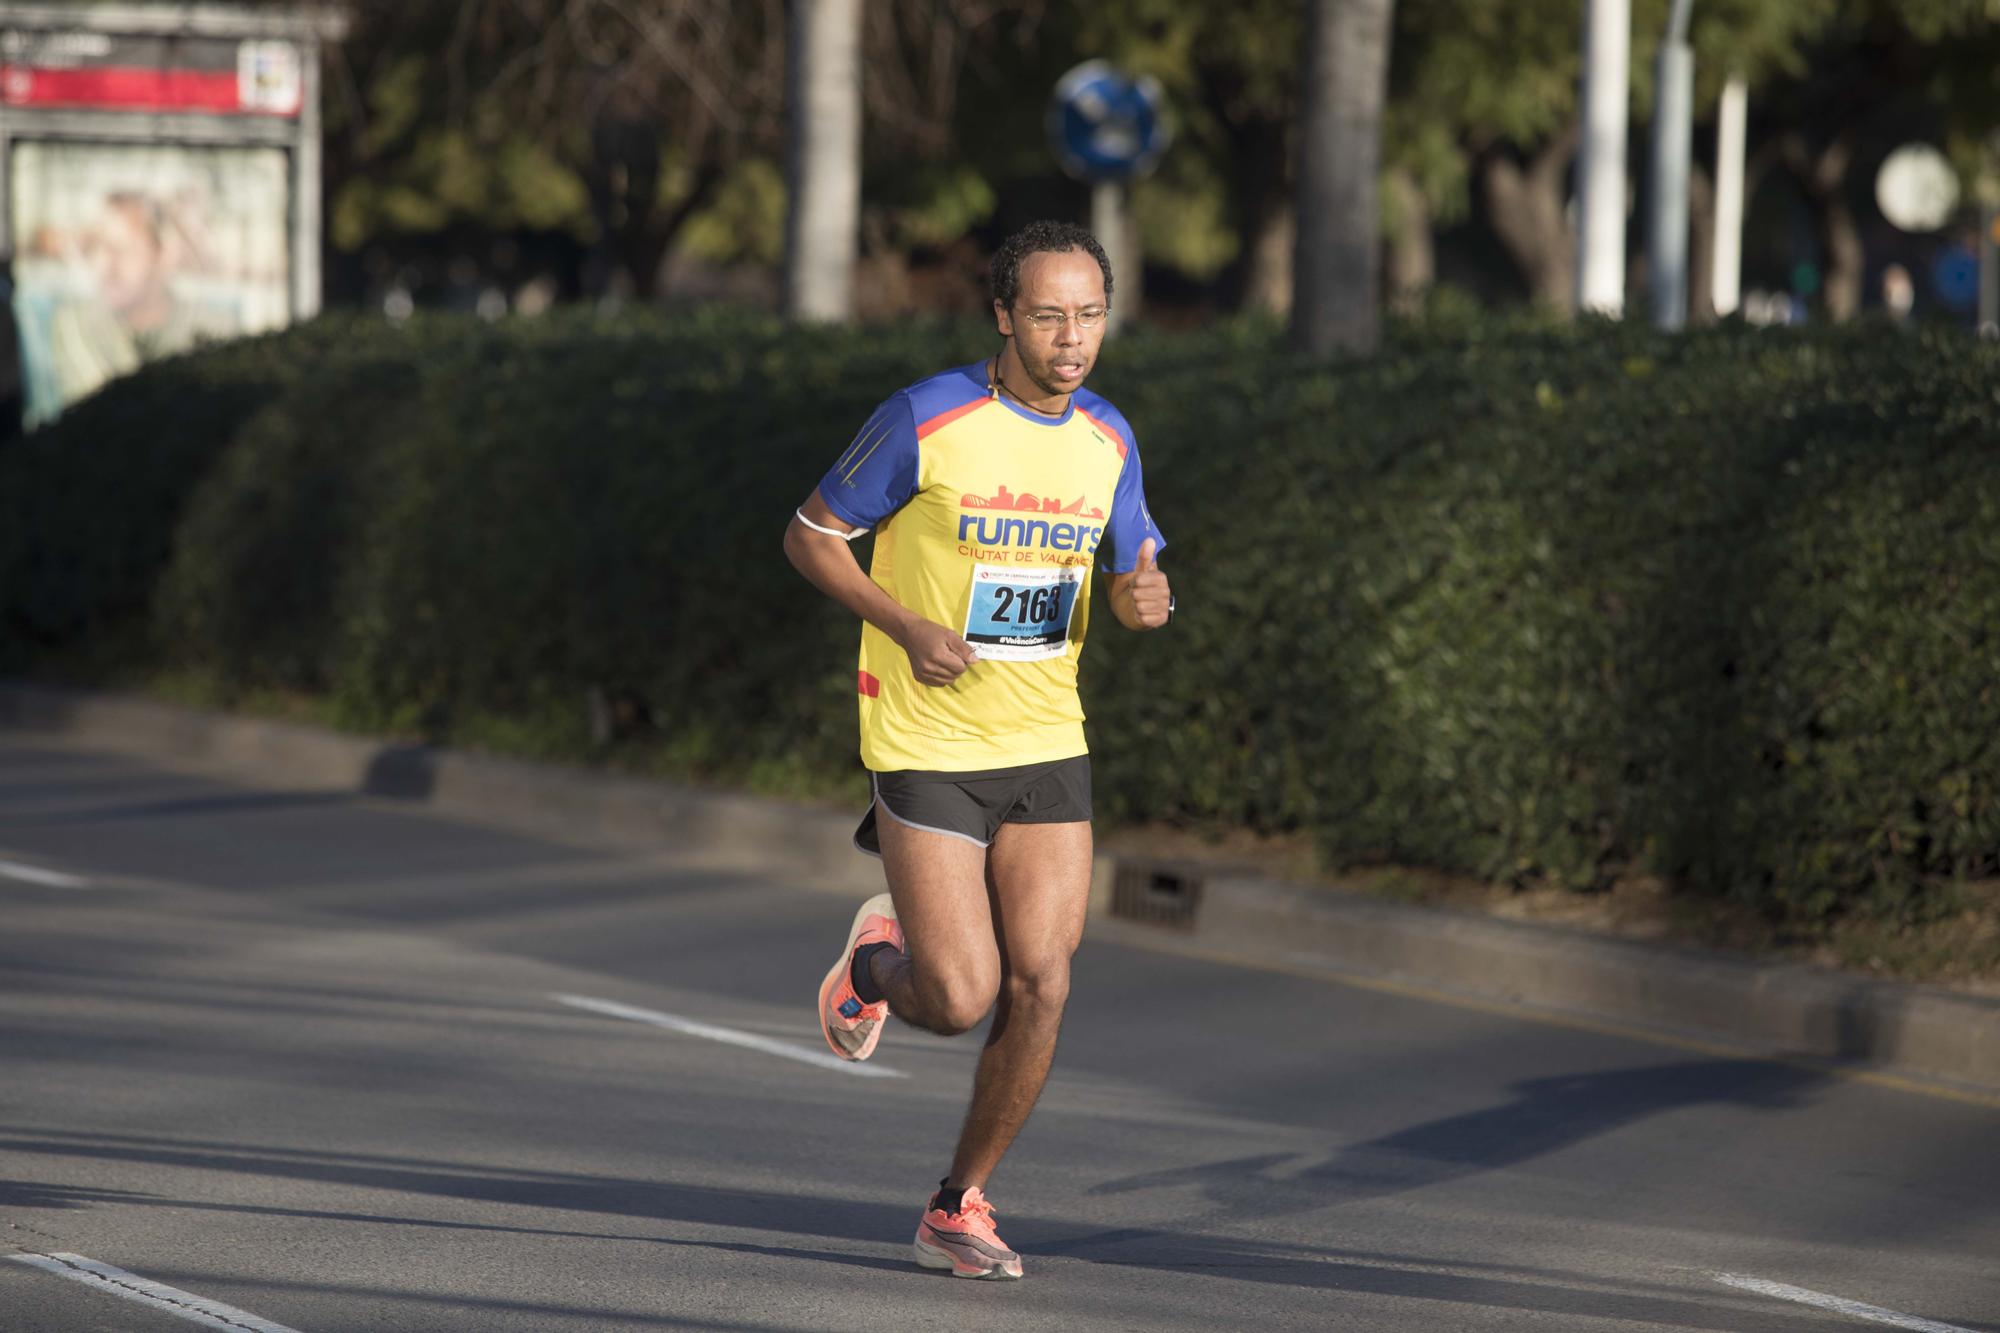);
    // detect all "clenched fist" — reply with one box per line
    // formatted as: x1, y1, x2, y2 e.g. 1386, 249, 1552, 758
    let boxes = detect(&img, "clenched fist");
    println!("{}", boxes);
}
897, 617, 979, 686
